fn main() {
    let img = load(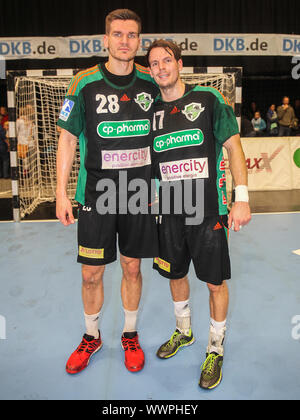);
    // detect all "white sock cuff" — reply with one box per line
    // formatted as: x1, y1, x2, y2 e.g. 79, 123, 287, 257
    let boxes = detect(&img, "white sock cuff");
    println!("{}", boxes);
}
123, 309, 139, 316
84, 311, 100, 320
123, 308, 139, 333
210, 318, 226, 333
174, 299, 190, 318
84, 311, 100, 338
